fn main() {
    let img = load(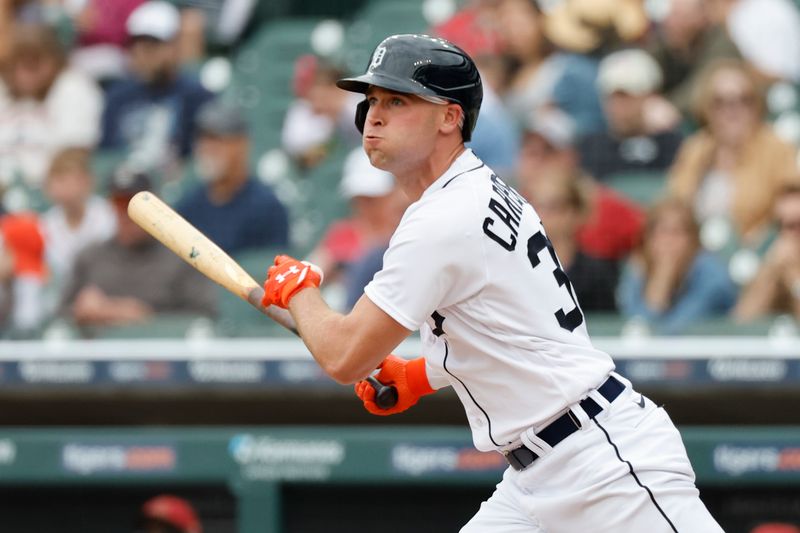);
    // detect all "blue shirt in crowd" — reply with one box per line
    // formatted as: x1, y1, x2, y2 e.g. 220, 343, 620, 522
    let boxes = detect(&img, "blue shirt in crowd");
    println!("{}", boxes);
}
176, 179, 289, 255
101, 72, 214, 158
617, 251, 738, 335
